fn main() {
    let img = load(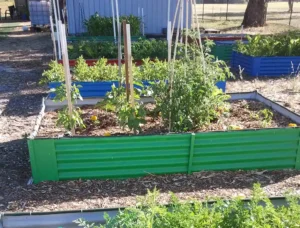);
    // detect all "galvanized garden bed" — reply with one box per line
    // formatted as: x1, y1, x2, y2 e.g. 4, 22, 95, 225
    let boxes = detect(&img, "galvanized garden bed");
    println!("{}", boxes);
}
28, 92, 300, 183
